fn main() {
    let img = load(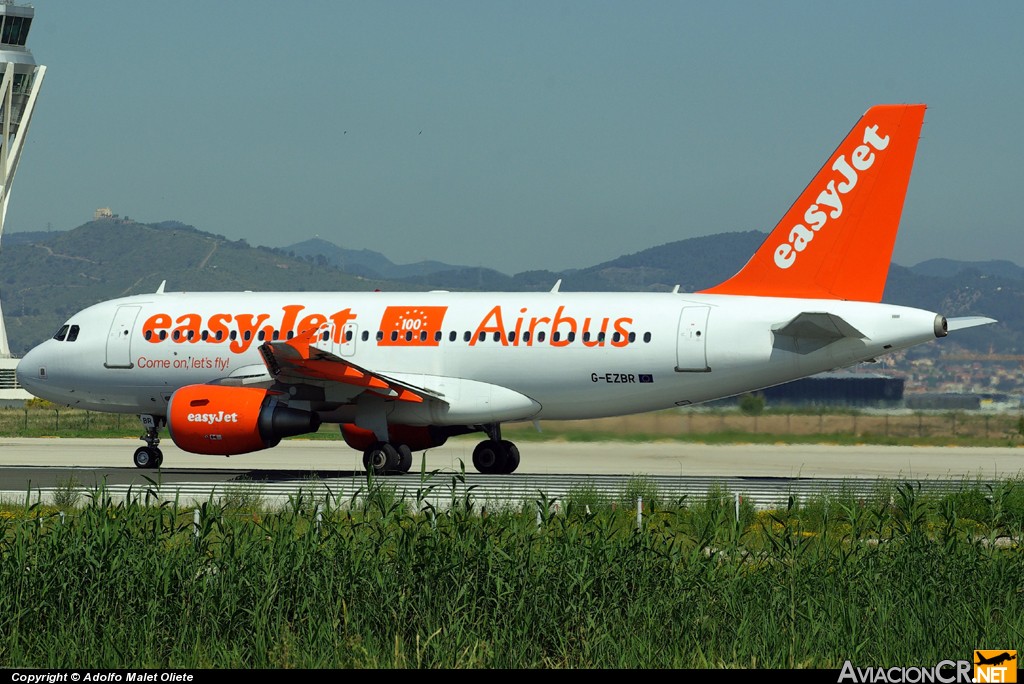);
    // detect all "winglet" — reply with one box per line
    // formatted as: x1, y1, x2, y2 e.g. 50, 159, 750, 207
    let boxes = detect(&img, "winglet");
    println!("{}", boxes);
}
701, 104, 927, 302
